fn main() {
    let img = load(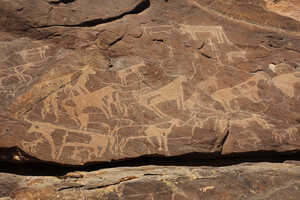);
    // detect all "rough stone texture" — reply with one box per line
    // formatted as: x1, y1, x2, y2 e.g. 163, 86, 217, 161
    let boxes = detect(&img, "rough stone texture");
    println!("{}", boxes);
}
265, 0, 300, 22
0, 0, 300, 166
0, 163, 300, 199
